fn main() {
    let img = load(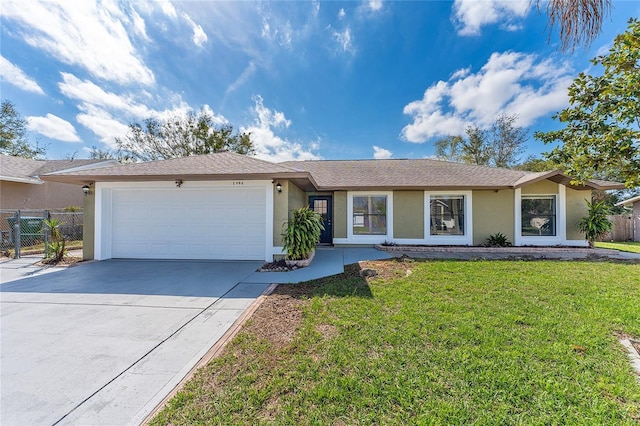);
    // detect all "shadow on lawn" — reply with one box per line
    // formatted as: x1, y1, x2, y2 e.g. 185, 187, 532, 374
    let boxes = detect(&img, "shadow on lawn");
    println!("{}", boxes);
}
273, 263, 373, 299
